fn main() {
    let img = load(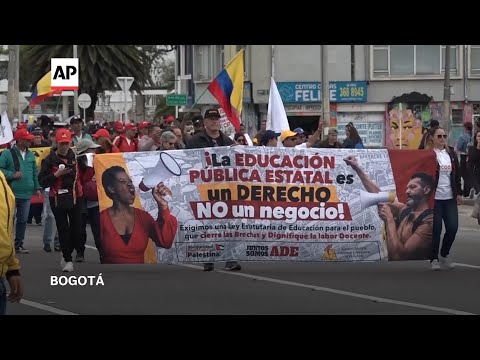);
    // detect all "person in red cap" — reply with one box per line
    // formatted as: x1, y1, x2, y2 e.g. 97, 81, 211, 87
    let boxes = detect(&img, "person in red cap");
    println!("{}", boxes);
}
39, 128, 83, 272
113, 123, 138, 152
139, 125, 162, 151
138, 121, 151, 139
114, 121, 124, 134
162, 115, 175, 129
111, 121, 124, 144
0, 129, 42, 254
16, 122, 28, 130
92, 129, 120, 153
